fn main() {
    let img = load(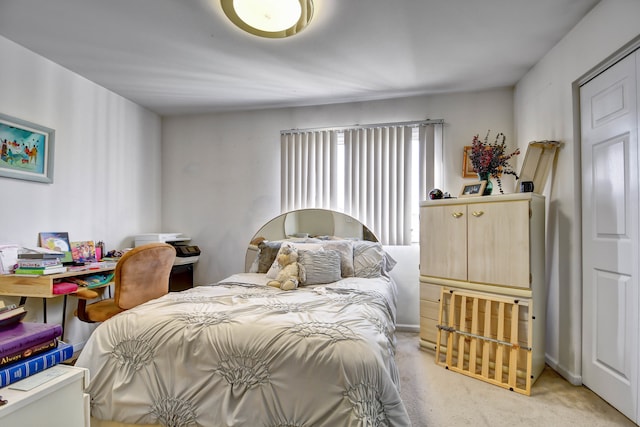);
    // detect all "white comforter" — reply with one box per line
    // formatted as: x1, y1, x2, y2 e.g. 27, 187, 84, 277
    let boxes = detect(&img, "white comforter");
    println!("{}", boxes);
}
76, 273, 410, 427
